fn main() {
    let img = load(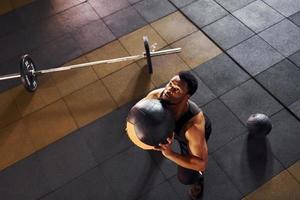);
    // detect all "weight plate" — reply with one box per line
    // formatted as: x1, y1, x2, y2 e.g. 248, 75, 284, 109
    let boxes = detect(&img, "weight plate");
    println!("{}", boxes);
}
20, 54, 38, 92
143, 36, 153, 74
